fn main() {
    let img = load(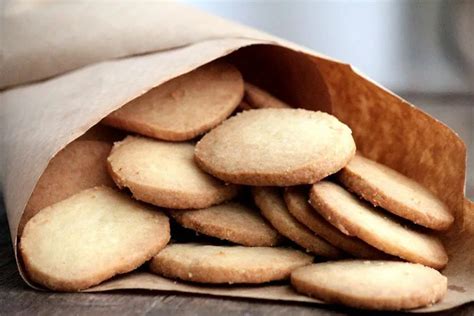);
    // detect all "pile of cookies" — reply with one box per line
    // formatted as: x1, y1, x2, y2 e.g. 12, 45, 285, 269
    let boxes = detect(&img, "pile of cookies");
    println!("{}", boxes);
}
19, 61, 453, 310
